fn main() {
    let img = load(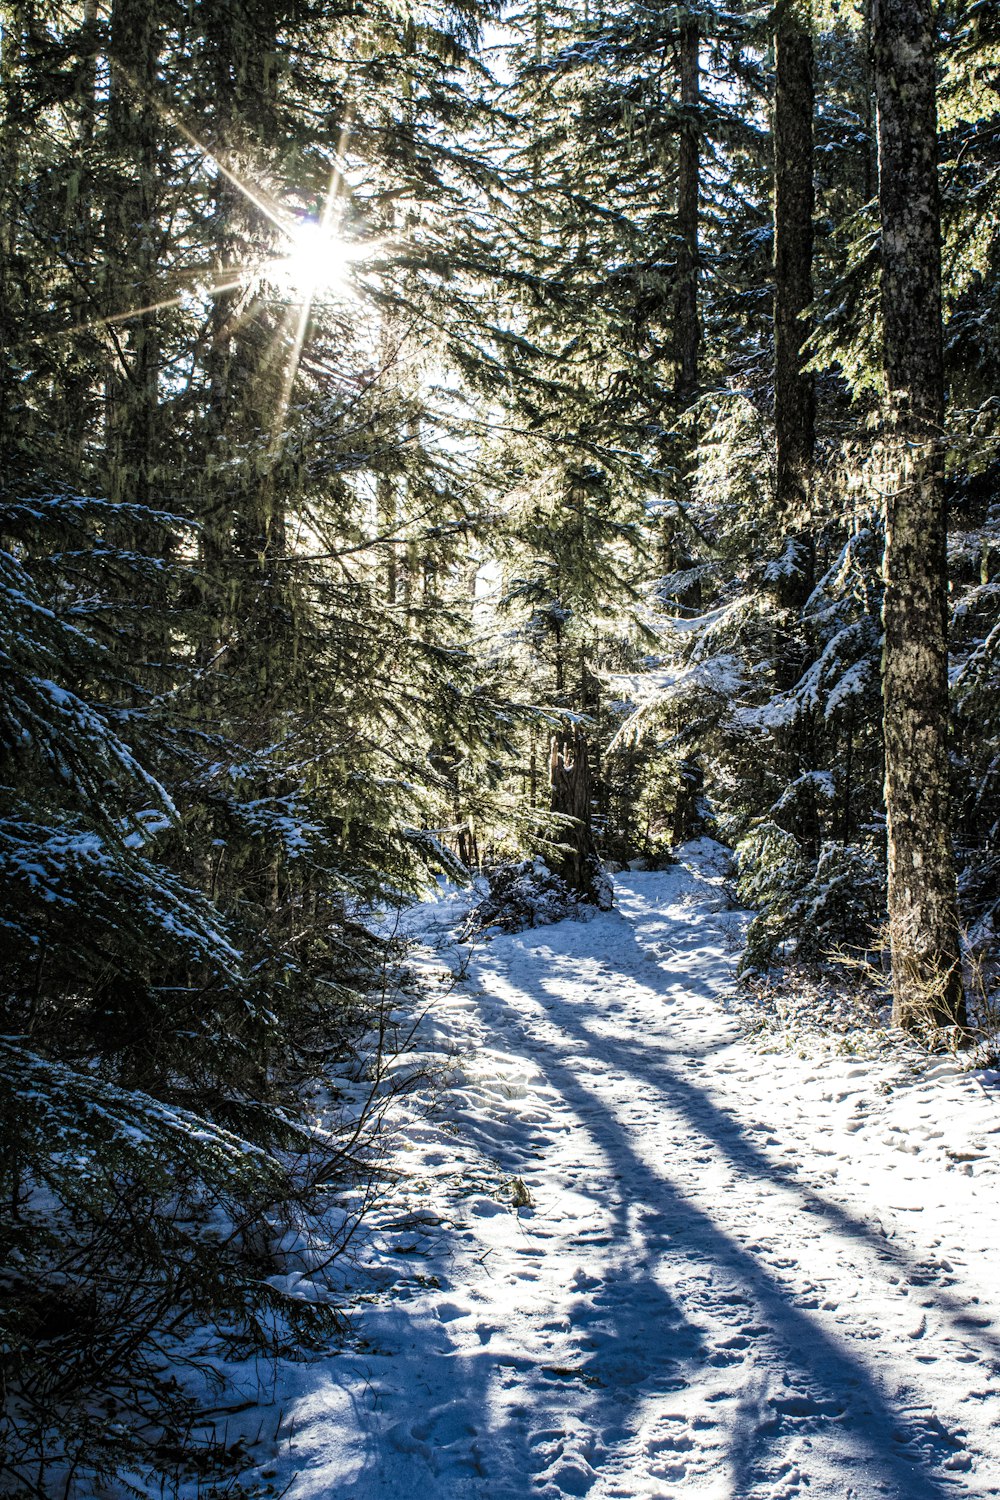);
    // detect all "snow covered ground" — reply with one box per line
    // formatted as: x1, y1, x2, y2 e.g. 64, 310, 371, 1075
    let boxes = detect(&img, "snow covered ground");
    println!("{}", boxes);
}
254, 840, 1000, 1500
